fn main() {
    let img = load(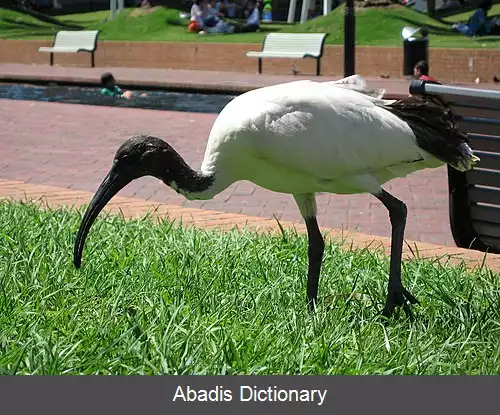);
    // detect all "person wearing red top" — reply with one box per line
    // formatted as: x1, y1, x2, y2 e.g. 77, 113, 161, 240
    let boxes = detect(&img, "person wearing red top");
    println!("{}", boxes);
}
414, 61, 441, 84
